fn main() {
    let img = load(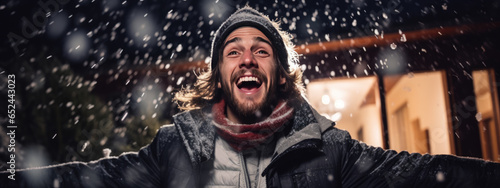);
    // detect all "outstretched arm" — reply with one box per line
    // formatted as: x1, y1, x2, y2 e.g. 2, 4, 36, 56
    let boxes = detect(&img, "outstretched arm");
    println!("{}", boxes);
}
1, 132, 163, 187
340, 137, 500, 187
